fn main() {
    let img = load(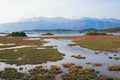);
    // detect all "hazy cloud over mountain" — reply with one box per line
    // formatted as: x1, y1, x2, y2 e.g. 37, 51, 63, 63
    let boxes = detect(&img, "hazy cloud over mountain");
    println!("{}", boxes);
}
0, 17, 120, 32
0, 0, 120, 23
